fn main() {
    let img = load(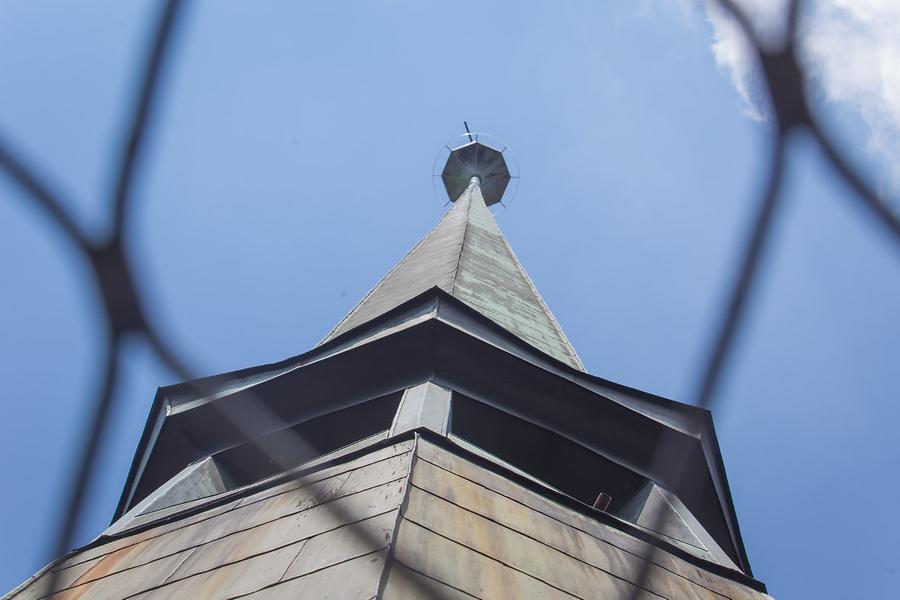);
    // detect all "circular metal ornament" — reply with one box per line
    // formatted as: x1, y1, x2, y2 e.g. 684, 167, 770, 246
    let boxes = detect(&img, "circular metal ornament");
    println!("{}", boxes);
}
432, 132, 520, 214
